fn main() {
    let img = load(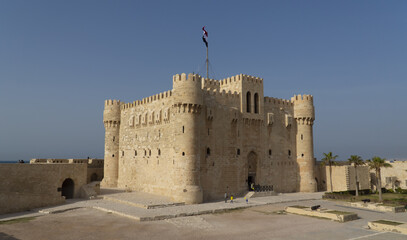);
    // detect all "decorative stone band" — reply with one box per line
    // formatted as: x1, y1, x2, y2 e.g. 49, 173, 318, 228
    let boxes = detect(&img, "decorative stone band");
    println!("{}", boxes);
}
104, 121, 120, 128
172, 103, 201, 114
295, 118, 314, 125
